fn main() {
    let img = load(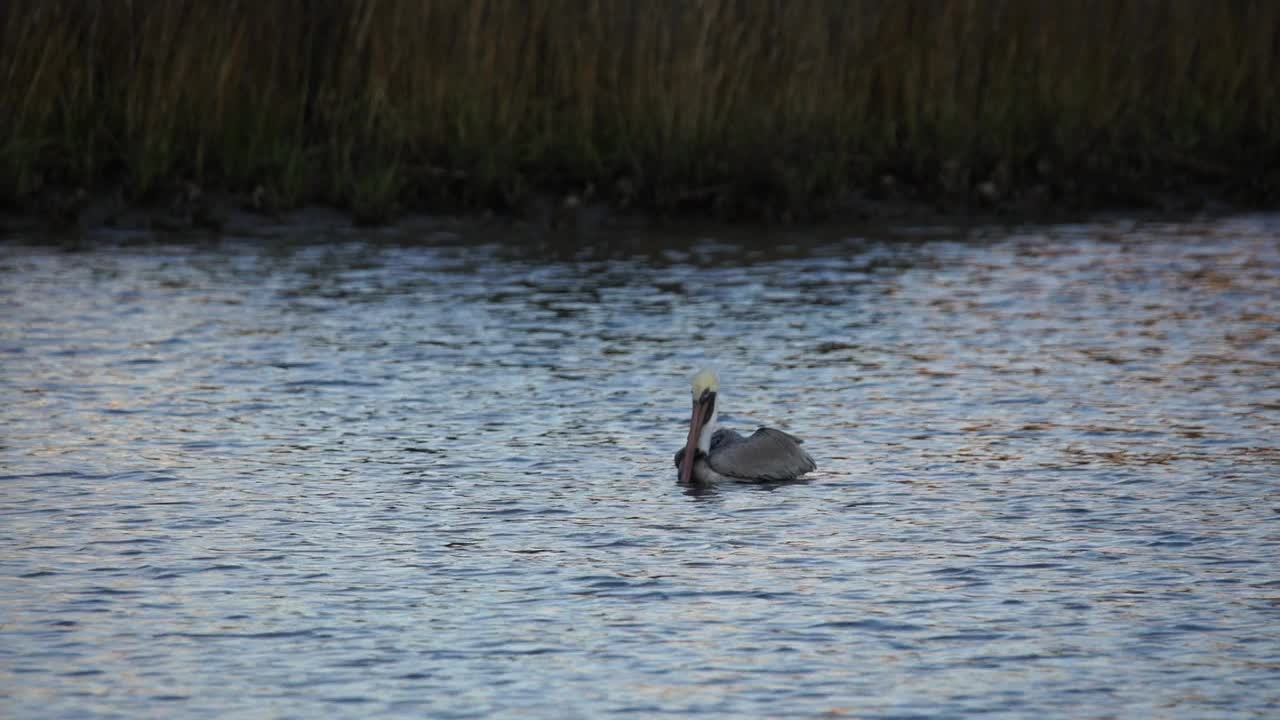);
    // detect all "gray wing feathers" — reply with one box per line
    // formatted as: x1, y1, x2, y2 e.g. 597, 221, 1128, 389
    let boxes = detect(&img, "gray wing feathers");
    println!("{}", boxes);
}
707, 427, 816, 481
